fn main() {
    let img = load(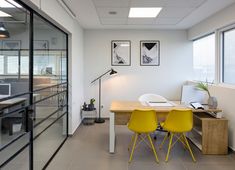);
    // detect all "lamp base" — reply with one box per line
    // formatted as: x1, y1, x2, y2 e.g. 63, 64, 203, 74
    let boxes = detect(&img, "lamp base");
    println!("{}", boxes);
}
95, 118, 105, 123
